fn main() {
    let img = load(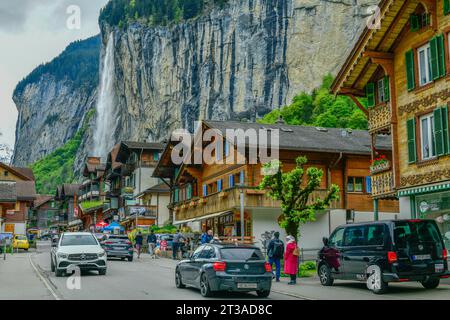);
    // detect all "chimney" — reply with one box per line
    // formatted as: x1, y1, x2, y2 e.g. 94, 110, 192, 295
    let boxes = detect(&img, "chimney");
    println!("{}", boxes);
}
87, 156, 101, 165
